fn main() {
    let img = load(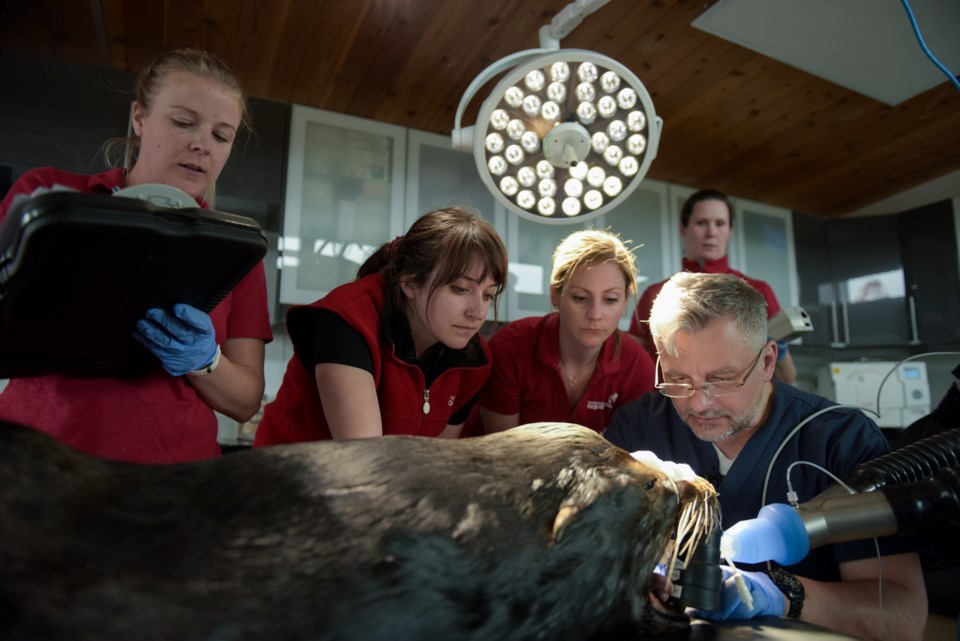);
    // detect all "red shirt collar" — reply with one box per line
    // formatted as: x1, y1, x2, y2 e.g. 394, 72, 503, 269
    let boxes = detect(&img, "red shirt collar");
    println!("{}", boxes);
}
681, 255, 731, 274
